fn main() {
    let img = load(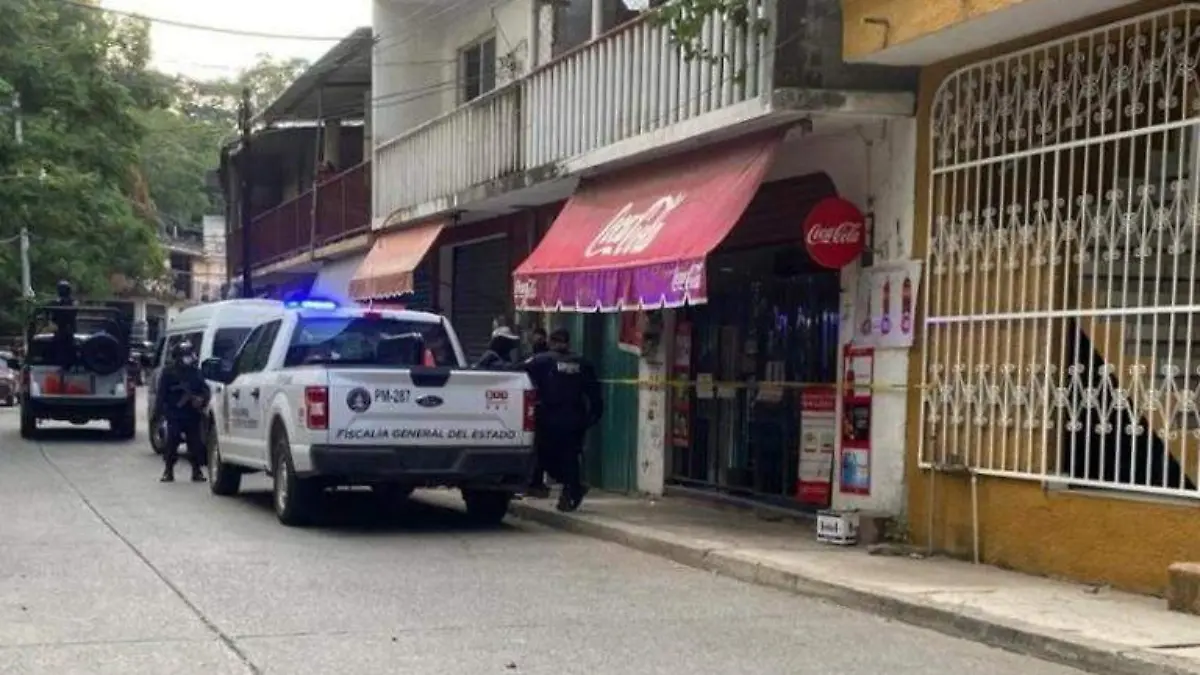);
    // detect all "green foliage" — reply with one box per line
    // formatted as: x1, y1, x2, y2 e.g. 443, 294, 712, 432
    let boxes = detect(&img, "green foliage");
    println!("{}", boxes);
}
138, 55, 310, 227
0, 0, 165, 331
650, 0, 769, 82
